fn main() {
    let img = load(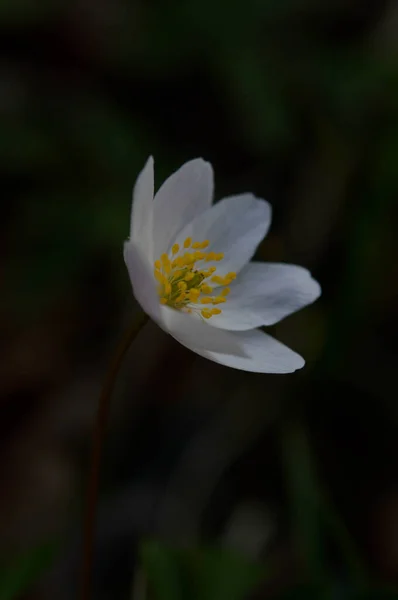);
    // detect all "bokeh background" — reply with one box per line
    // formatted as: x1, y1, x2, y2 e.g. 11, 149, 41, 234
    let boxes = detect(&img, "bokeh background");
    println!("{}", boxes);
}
1, 0, 398, 598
